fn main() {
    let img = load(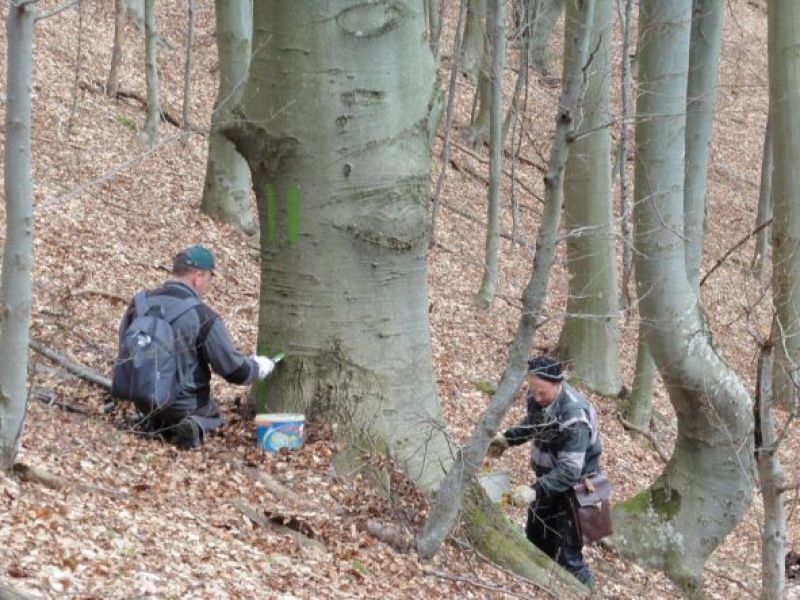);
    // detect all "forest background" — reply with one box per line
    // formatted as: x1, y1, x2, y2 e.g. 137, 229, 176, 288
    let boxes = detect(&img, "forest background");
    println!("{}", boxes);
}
0, 0, 796, 598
